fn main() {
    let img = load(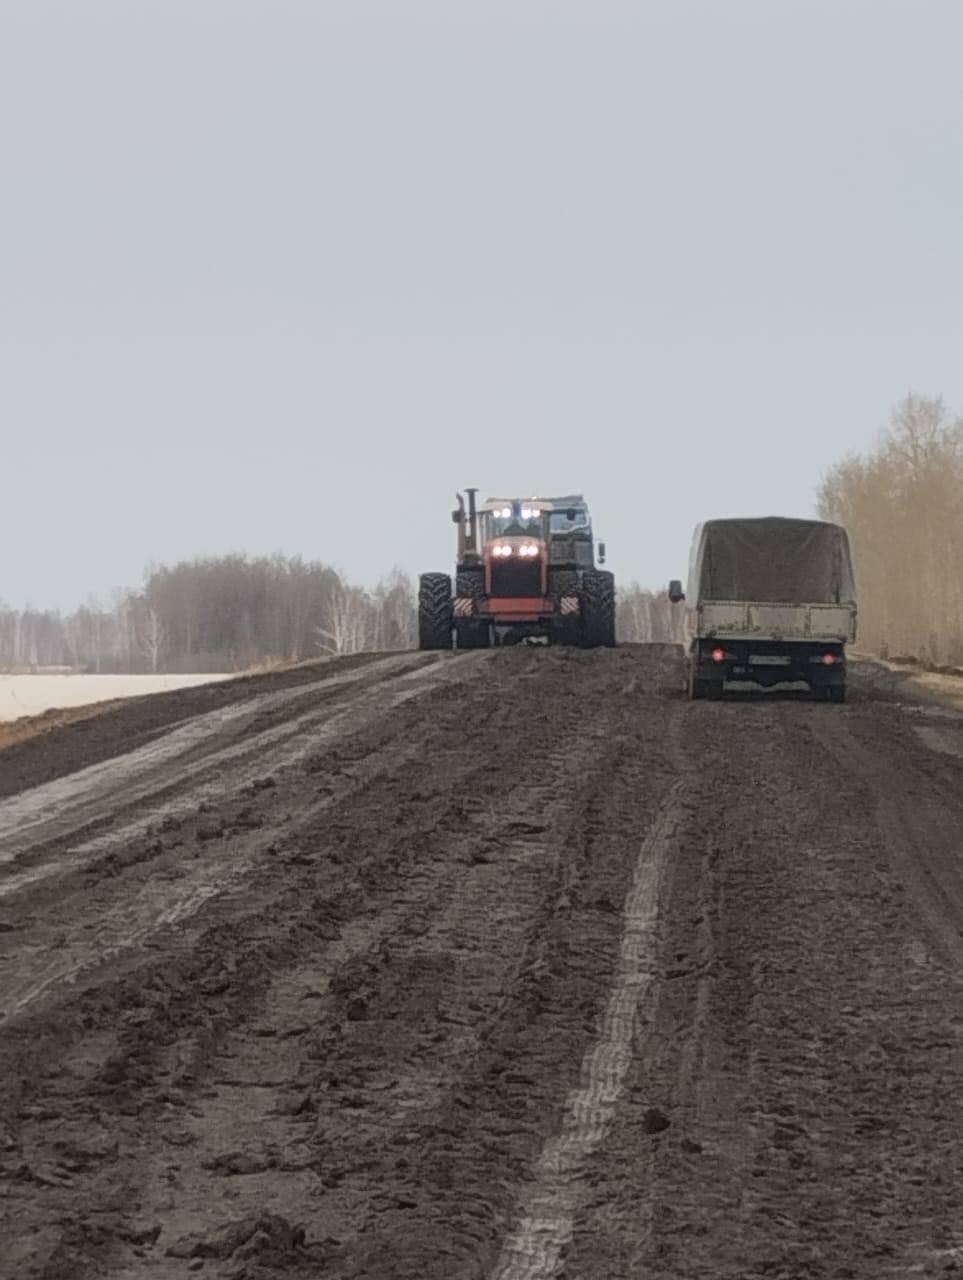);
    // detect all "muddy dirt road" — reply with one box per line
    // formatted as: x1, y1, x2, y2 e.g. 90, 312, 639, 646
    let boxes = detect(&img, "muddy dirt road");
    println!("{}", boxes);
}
2, 648, 963, 1279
